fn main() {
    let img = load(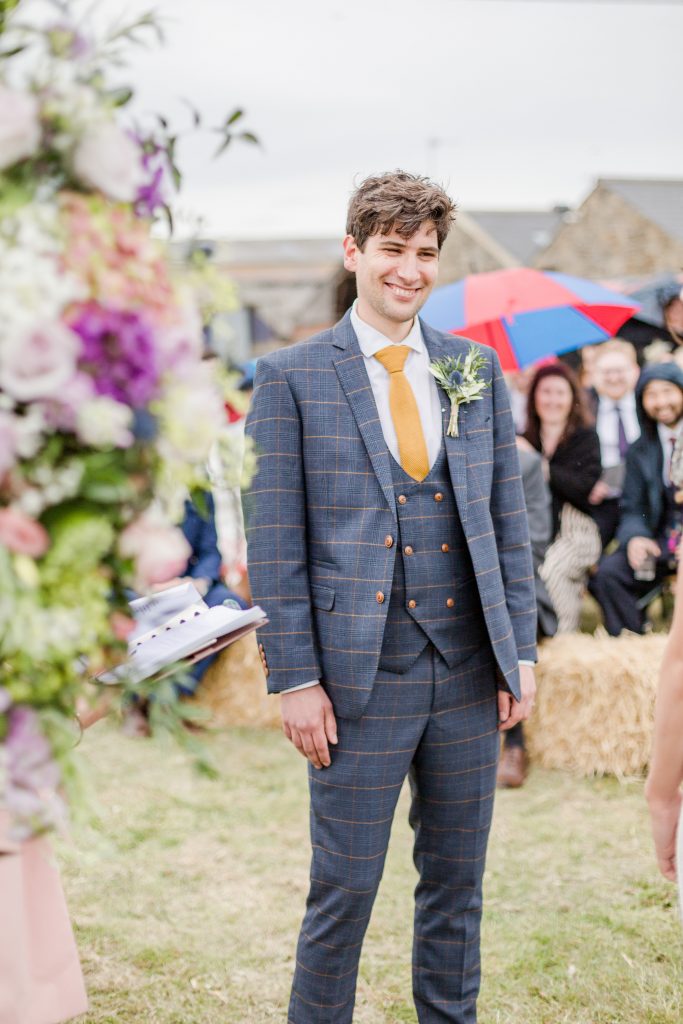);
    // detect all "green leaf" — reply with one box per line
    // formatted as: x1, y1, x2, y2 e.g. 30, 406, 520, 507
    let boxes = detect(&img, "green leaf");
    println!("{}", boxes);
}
239, 131, 260, 146
225, 108, 244, 127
